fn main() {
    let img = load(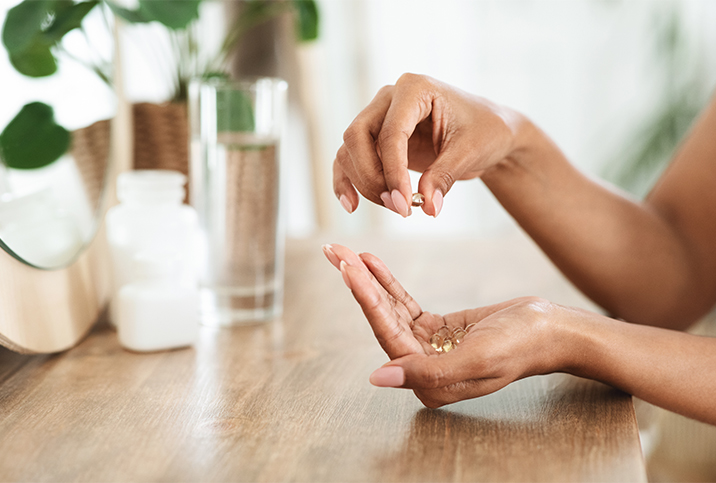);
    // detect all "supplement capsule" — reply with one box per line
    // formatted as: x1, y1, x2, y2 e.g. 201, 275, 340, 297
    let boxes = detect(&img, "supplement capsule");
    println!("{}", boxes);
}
411, 193, 425, 207
437, 325, 451, 338
451, 327, 467, 345
429, 334, 444, 353
441, 338, 454, 353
